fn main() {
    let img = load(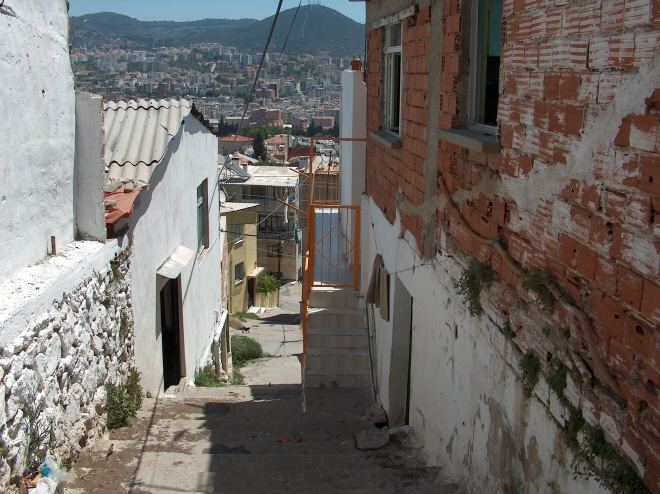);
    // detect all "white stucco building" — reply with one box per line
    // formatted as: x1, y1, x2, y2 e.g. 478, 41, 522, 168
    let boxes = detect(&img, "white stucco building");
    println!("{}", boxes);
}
103, 99, 224, 394
0, 1, 136, 484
